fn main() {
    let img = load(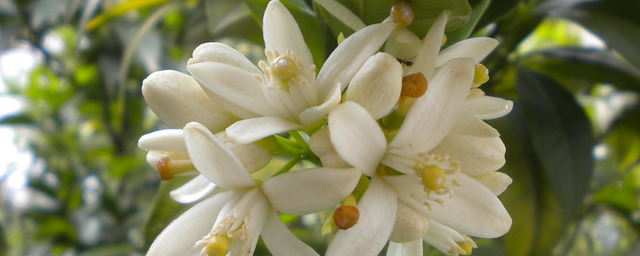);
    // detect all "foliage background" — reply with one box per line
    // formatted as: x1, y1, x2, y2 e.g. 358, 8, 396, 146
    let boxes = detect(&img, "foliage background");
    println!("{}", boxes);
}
0, 0, 638, 255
